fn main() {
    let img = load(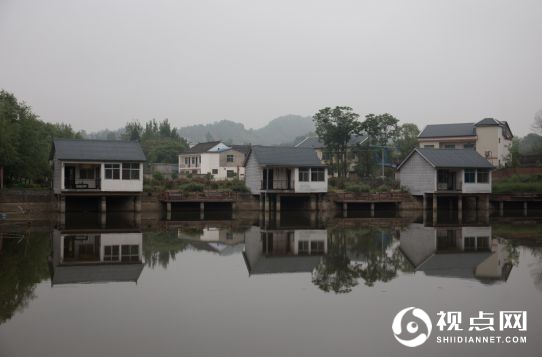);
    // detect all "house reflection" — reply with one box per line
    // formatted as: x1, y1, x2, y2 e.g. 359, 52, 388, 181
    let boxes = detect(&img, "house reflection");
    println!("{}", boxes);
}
243, 228, 328, 275
399, 223, 513, 282
177, 226, 247, 255
49, 229, 144, 285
